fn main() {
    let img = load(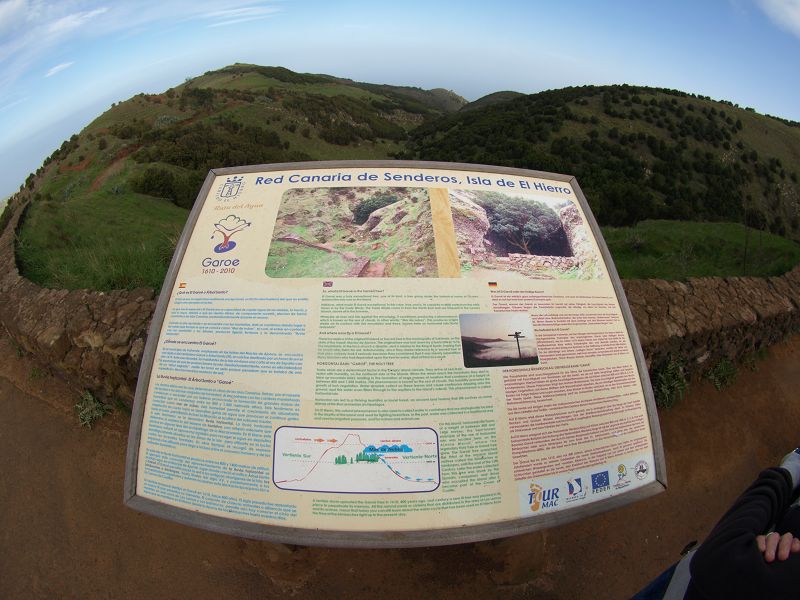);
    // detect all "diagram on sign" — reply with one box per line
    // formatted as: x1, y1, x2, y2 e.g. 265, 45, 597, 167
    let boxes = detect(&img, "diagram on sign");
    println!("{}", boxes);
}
273, 427, 440, 493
